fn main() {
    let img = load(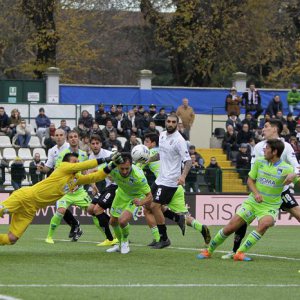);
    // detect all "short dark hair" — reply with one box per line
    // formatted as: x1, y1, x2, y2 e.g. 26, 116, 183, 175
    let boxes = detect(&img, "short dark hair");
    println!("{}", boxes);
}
62, 152, 79, 162
144, 133, 159, 146
121, 152, 132, 164
267, 119, 283, 135
266, 139, 285, 158
39, 107, 45, 112
167, 114, 179, 123
90, 134, 102, 143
